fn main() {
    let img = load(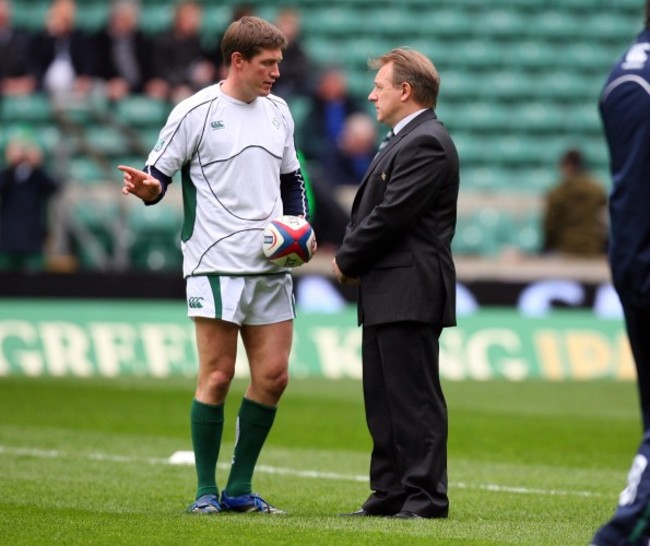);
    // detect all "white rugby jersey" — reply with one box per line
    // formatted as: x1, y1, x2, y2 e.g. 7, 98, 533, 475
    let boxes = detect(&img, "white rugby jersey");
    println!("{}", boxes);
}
146, 83, 303, 277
